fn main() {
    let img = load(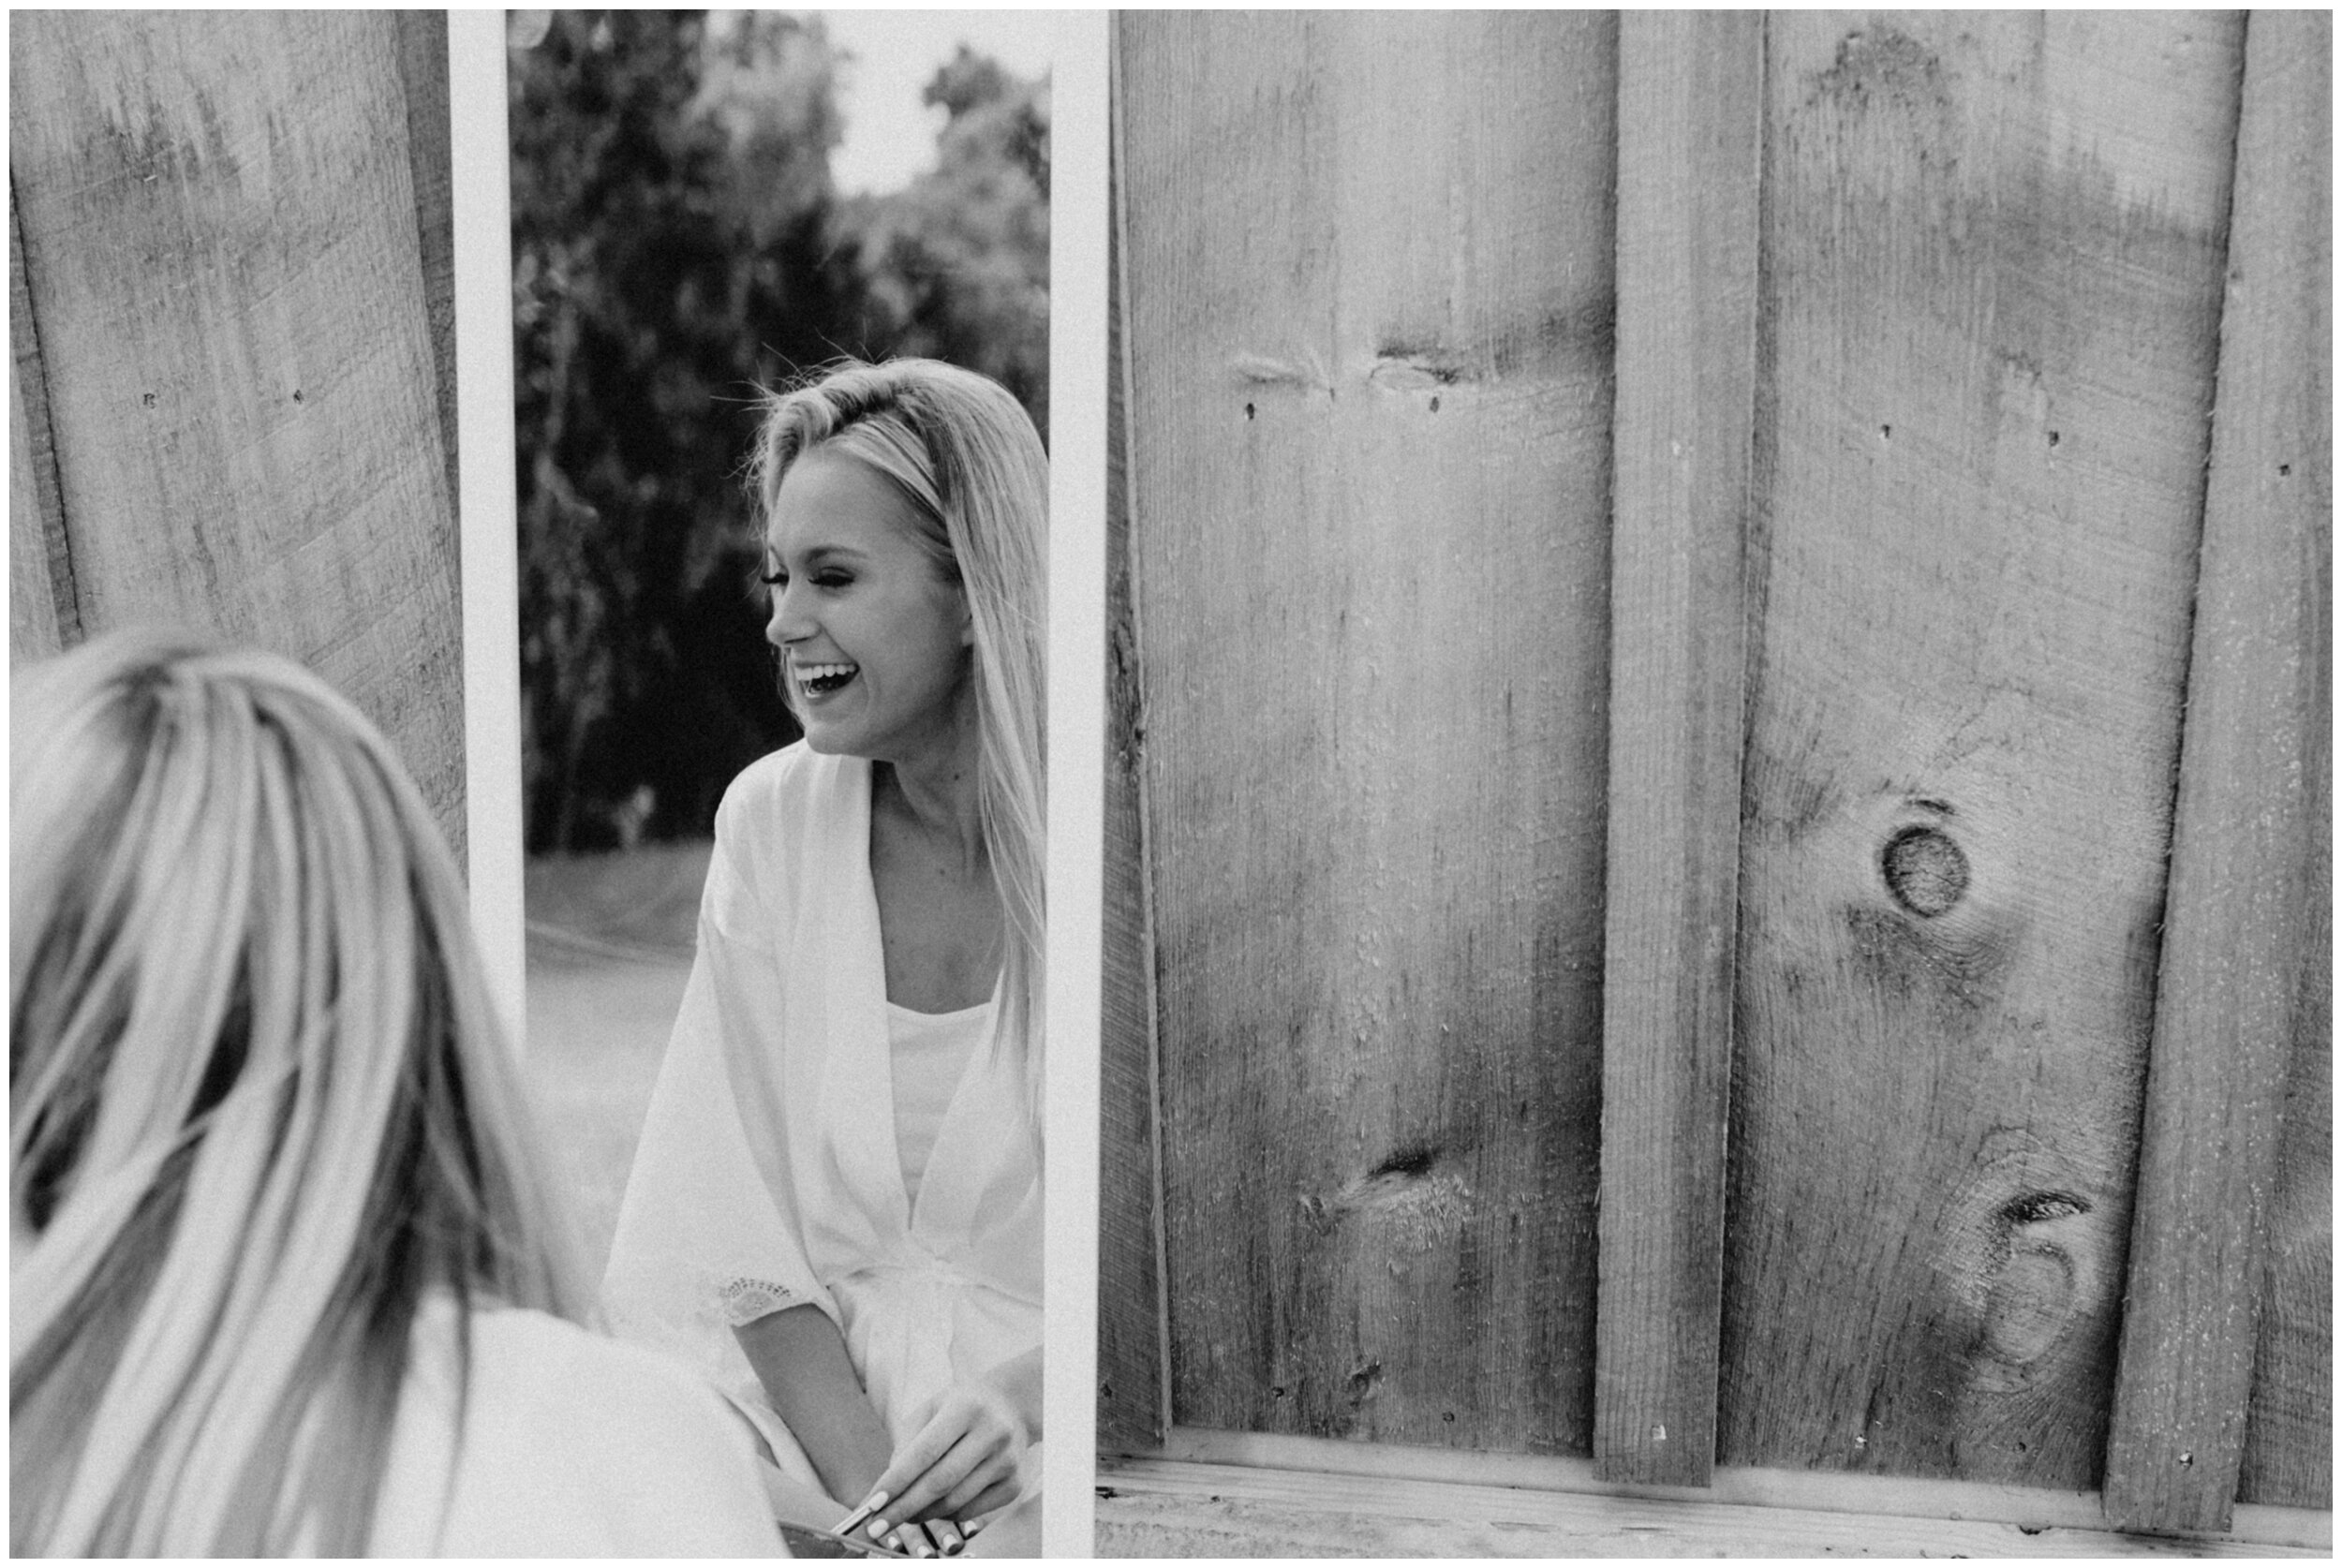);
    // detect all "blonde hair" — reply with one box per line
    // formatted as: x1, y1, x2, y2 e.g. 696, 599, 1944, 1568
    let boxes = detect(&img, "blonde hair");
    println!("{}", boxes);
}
9, 629, 584, 1555
749, 360, 1046, 1112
